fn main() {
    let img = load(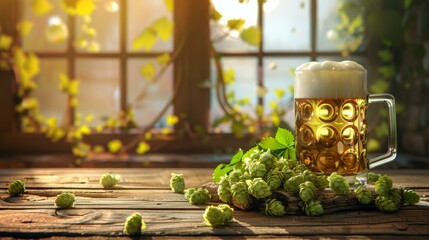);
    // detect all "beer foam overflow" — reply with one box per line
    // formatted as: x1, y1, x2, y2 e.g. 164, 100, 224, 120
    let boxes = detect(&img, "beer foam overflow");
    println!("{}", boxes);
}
295, 61, 367, 99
